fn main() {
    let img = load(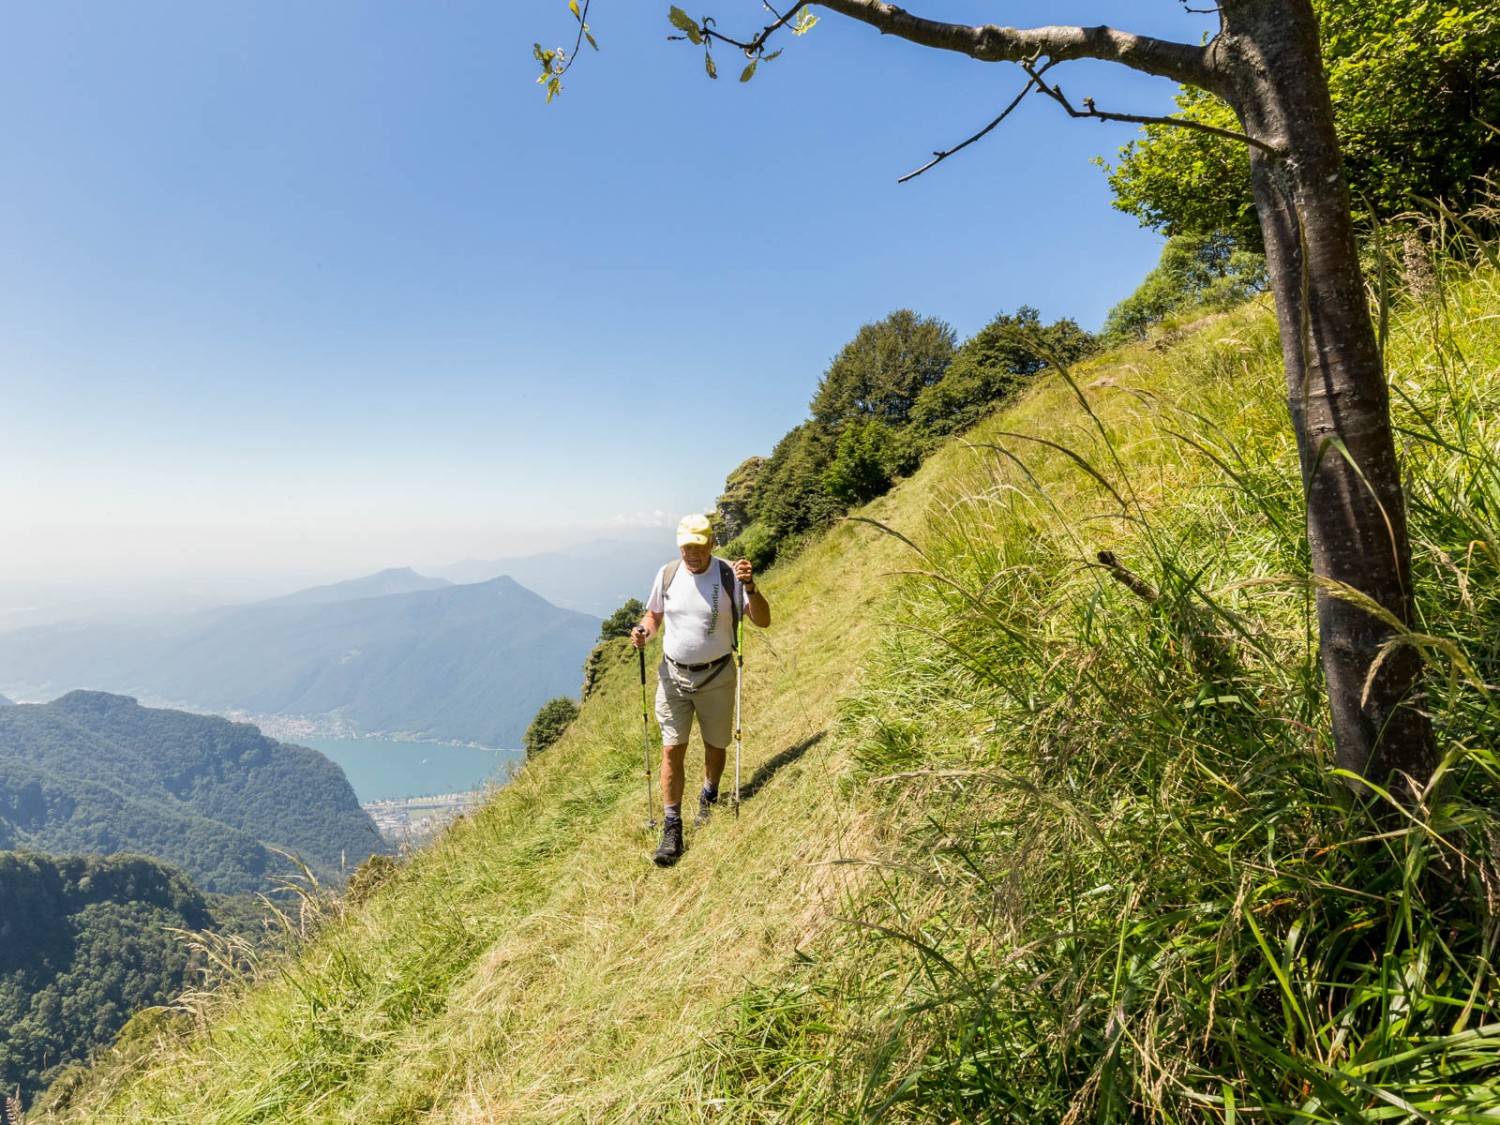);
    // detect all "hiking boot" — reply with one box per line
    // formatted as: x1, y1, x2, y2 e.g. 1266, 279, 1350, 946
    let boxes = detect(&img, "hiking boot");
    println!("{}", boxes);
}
695, 788, 719, 826
653, 818, 684, 866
